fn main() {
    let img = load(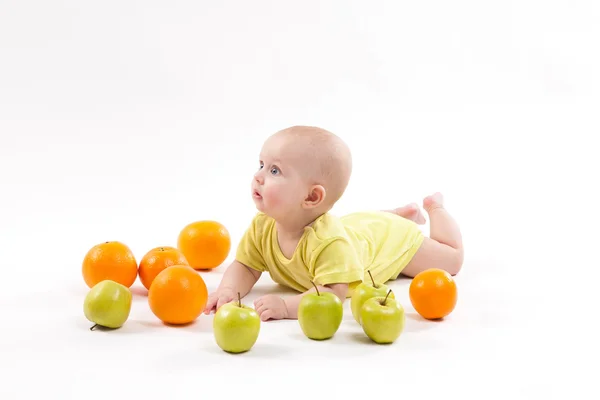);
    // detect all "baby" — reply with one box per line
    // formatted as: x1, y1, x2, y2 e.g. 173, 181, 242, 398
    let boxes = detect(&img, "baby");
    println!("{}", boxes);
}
203, 126, 464, 321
